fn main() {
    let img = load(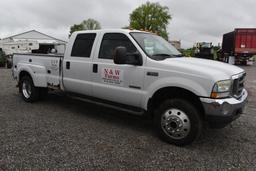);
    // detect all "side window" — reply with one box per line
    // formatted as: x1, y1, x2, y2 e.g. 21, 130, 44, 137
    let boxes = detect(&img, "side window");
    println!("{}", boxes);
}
99, 33, 137, 59
71, 33, 96, 57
